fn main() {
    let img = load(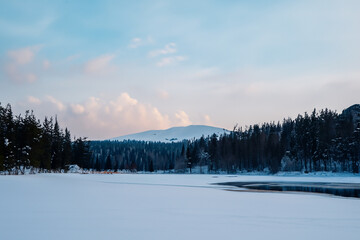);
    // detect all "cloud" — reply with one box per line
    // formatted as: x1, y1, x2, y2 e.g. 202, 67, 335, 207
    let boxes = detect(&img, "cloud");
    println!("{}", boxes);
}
25, 93, 173, 139
129, 38, 142, 48
128, 36, 153, 48
148, 43, 186, 67
43, 60, 50, 69
27, 96, 41, 105
203, 115, 213, 125
46, 96, 66, 112
26, 73, 37, 83
245, 82, 266, 96
192, 67, 219, 79
4, 63, 37, 83
4, 45, 41, 83
119, 92, 138, 105
175, 110, 192, 126
84, 54, 116, 75
71, 104, 85, 114
157, 90, 169, 100
66, 54, 81, 62
157, 56, 186, 67
149, 43, 177, 57
7, 46, 40, 65
72, 94, 171, 139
